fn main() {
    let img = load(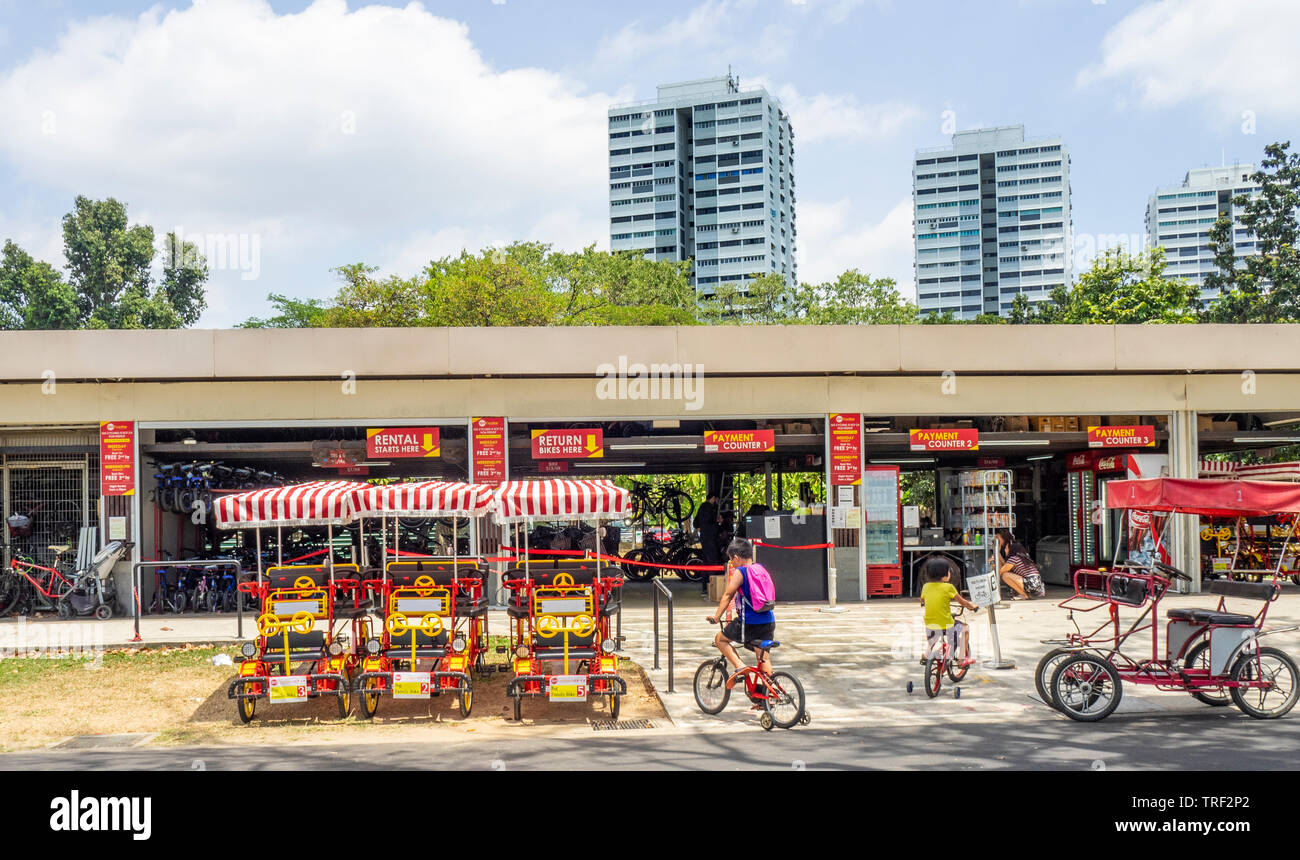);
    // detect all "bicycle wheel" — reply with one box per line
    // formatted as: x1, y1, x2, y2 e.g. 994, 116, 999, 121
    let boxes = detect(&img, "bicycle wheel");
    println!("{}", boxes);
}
764, 671, 805, 728
677, 554, 705, 583
628, 494, 647, 523
0, 572, 22, 617
693, 658, 731, 714
924, 654, 943, 698
1229, 646, 1299, 719
1034, 648, 1076, 707
661, 490, 695, 526
1050, 654, 1123, 722
1182, 640, 1231, 707
620, 549, 655, 583
946, 653, 970, 683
